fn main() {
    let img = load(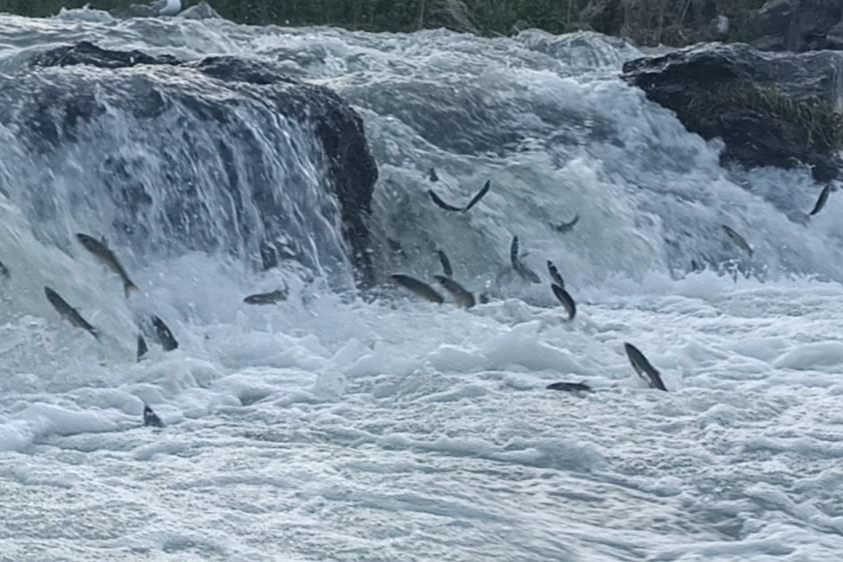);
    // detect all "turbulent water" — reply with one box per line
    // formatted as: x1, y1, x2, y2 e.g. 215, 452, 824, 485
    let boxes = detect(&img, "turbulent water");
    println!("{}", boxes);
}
0, 8, 841, 562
